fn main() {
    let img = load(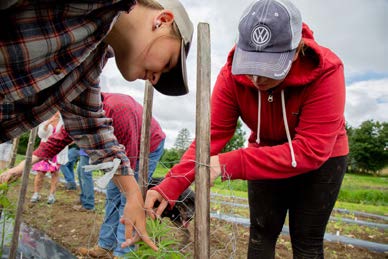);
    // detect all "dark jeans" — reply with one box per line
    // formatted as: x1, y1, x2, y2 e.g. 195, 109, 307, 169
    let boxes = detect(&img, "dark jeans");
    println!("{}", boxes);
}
247, 156, 347, 259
